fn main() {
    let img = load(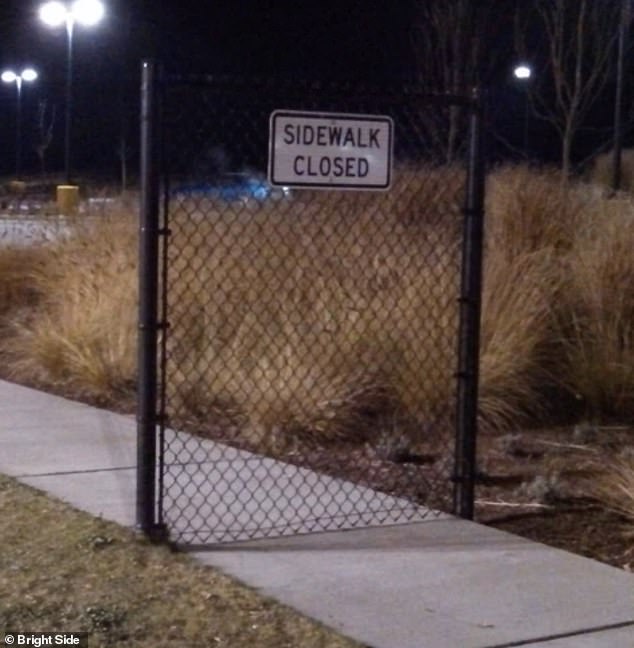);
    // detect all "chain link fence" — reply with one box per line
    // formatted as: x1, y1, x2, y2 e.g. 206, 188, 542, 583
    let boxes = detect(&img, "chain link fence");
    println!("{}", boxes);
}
137, 67, 484, 545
